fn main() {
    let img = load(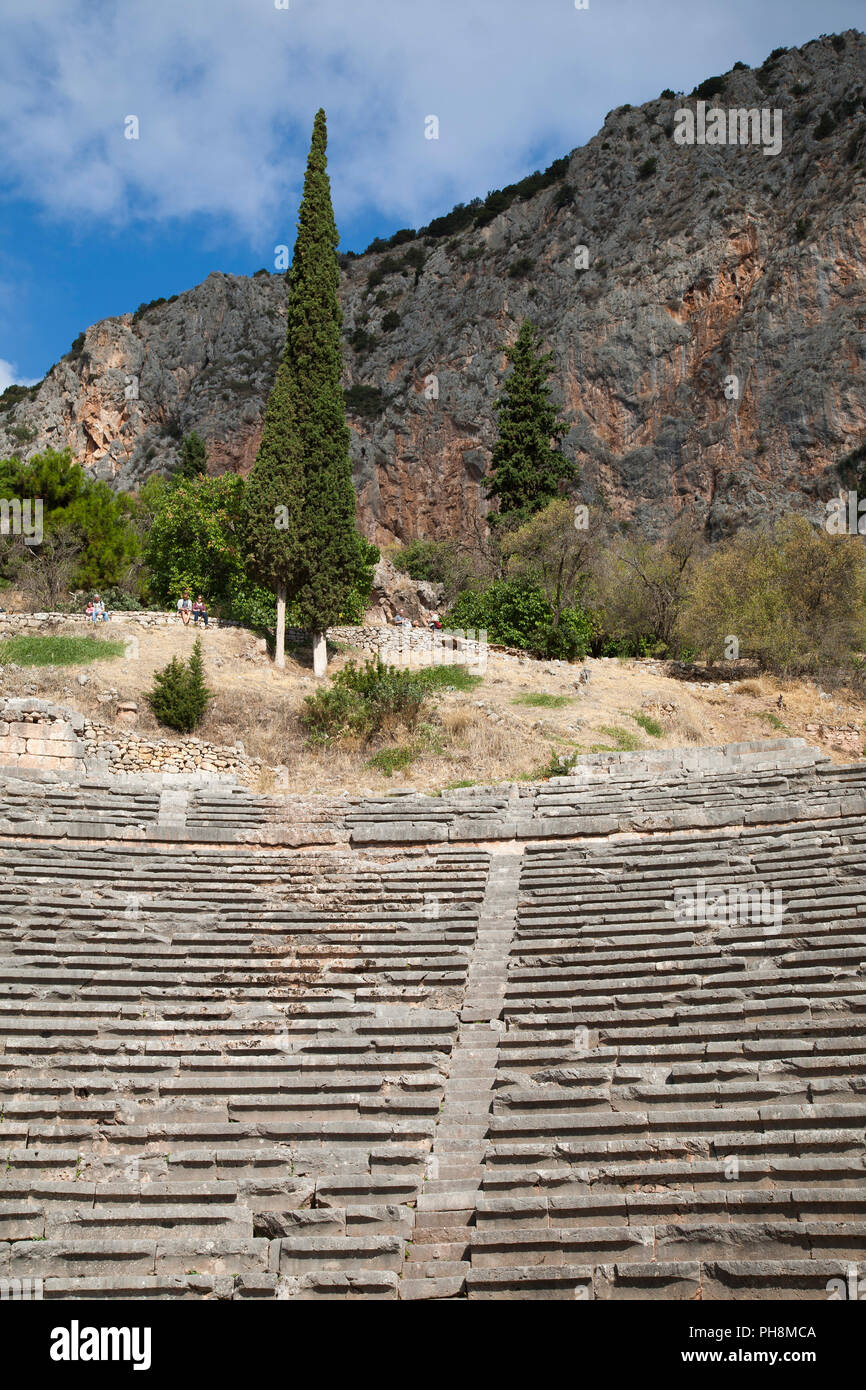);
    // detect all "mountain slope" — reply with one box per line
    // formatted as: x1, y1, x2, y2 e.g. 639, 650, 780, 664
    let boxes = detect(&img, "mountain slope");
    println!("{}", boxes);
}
2, 29, 865, 543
